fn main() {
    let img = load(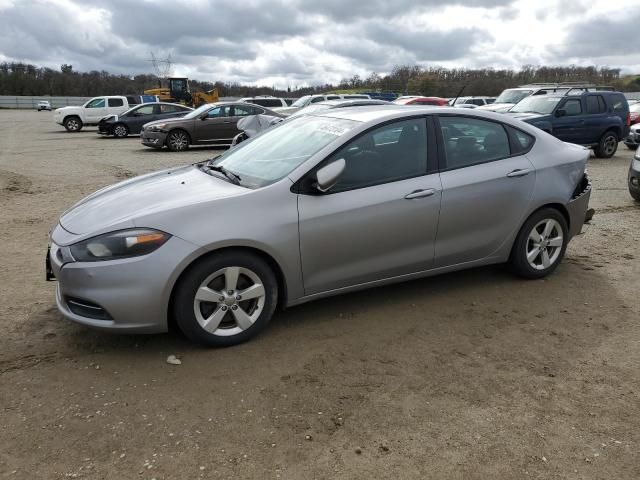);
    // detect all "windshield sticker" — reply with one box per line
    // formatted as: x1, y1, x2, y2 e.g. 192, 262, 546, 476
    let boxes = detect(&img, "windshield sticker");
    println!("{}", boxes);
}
316, 123, 351, 136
